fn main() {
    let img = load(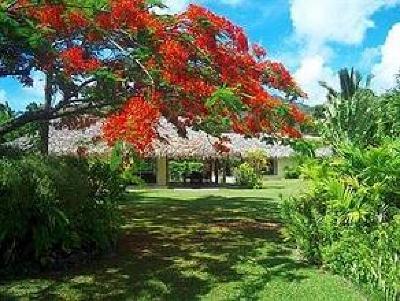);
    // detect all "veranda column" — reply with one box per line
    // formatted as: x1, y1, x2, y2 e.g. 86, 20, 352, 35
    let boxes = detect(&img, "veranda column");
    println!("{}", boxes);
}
215, 159, 219, 184
222, 159, 227, 184
156, 156, 168, 187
